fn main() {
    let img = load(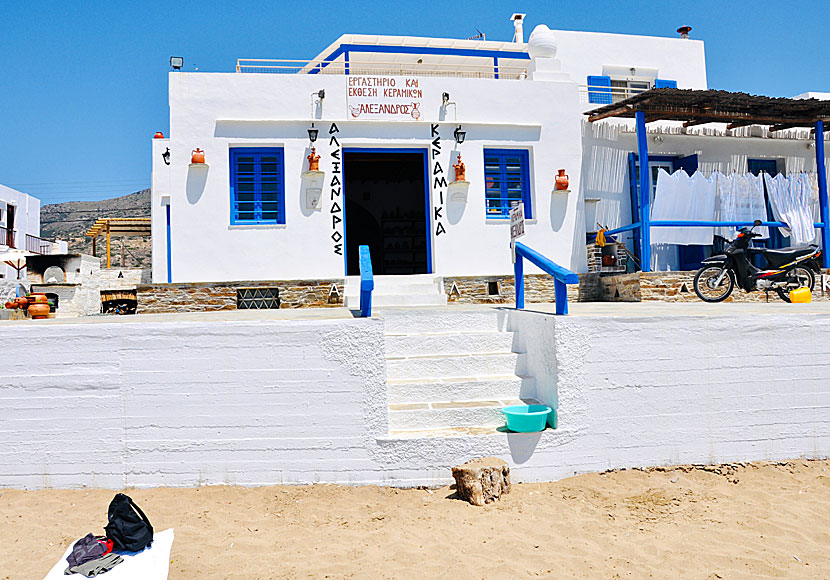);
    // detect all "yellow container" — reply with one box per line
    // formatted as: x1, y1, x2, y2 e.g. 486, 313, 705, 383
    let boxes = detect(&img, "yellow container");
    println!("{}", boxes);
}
789, 287, 812, 303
